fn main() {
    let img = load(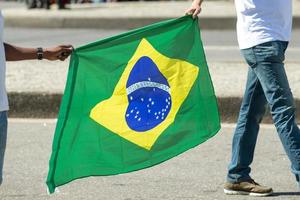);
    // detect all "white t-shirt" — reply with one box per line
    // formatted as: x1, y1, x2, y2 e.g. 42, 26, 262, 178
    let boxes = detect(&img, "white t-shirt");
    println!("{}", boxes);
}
235, 0, 292, 49
0, 10, 8, 112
